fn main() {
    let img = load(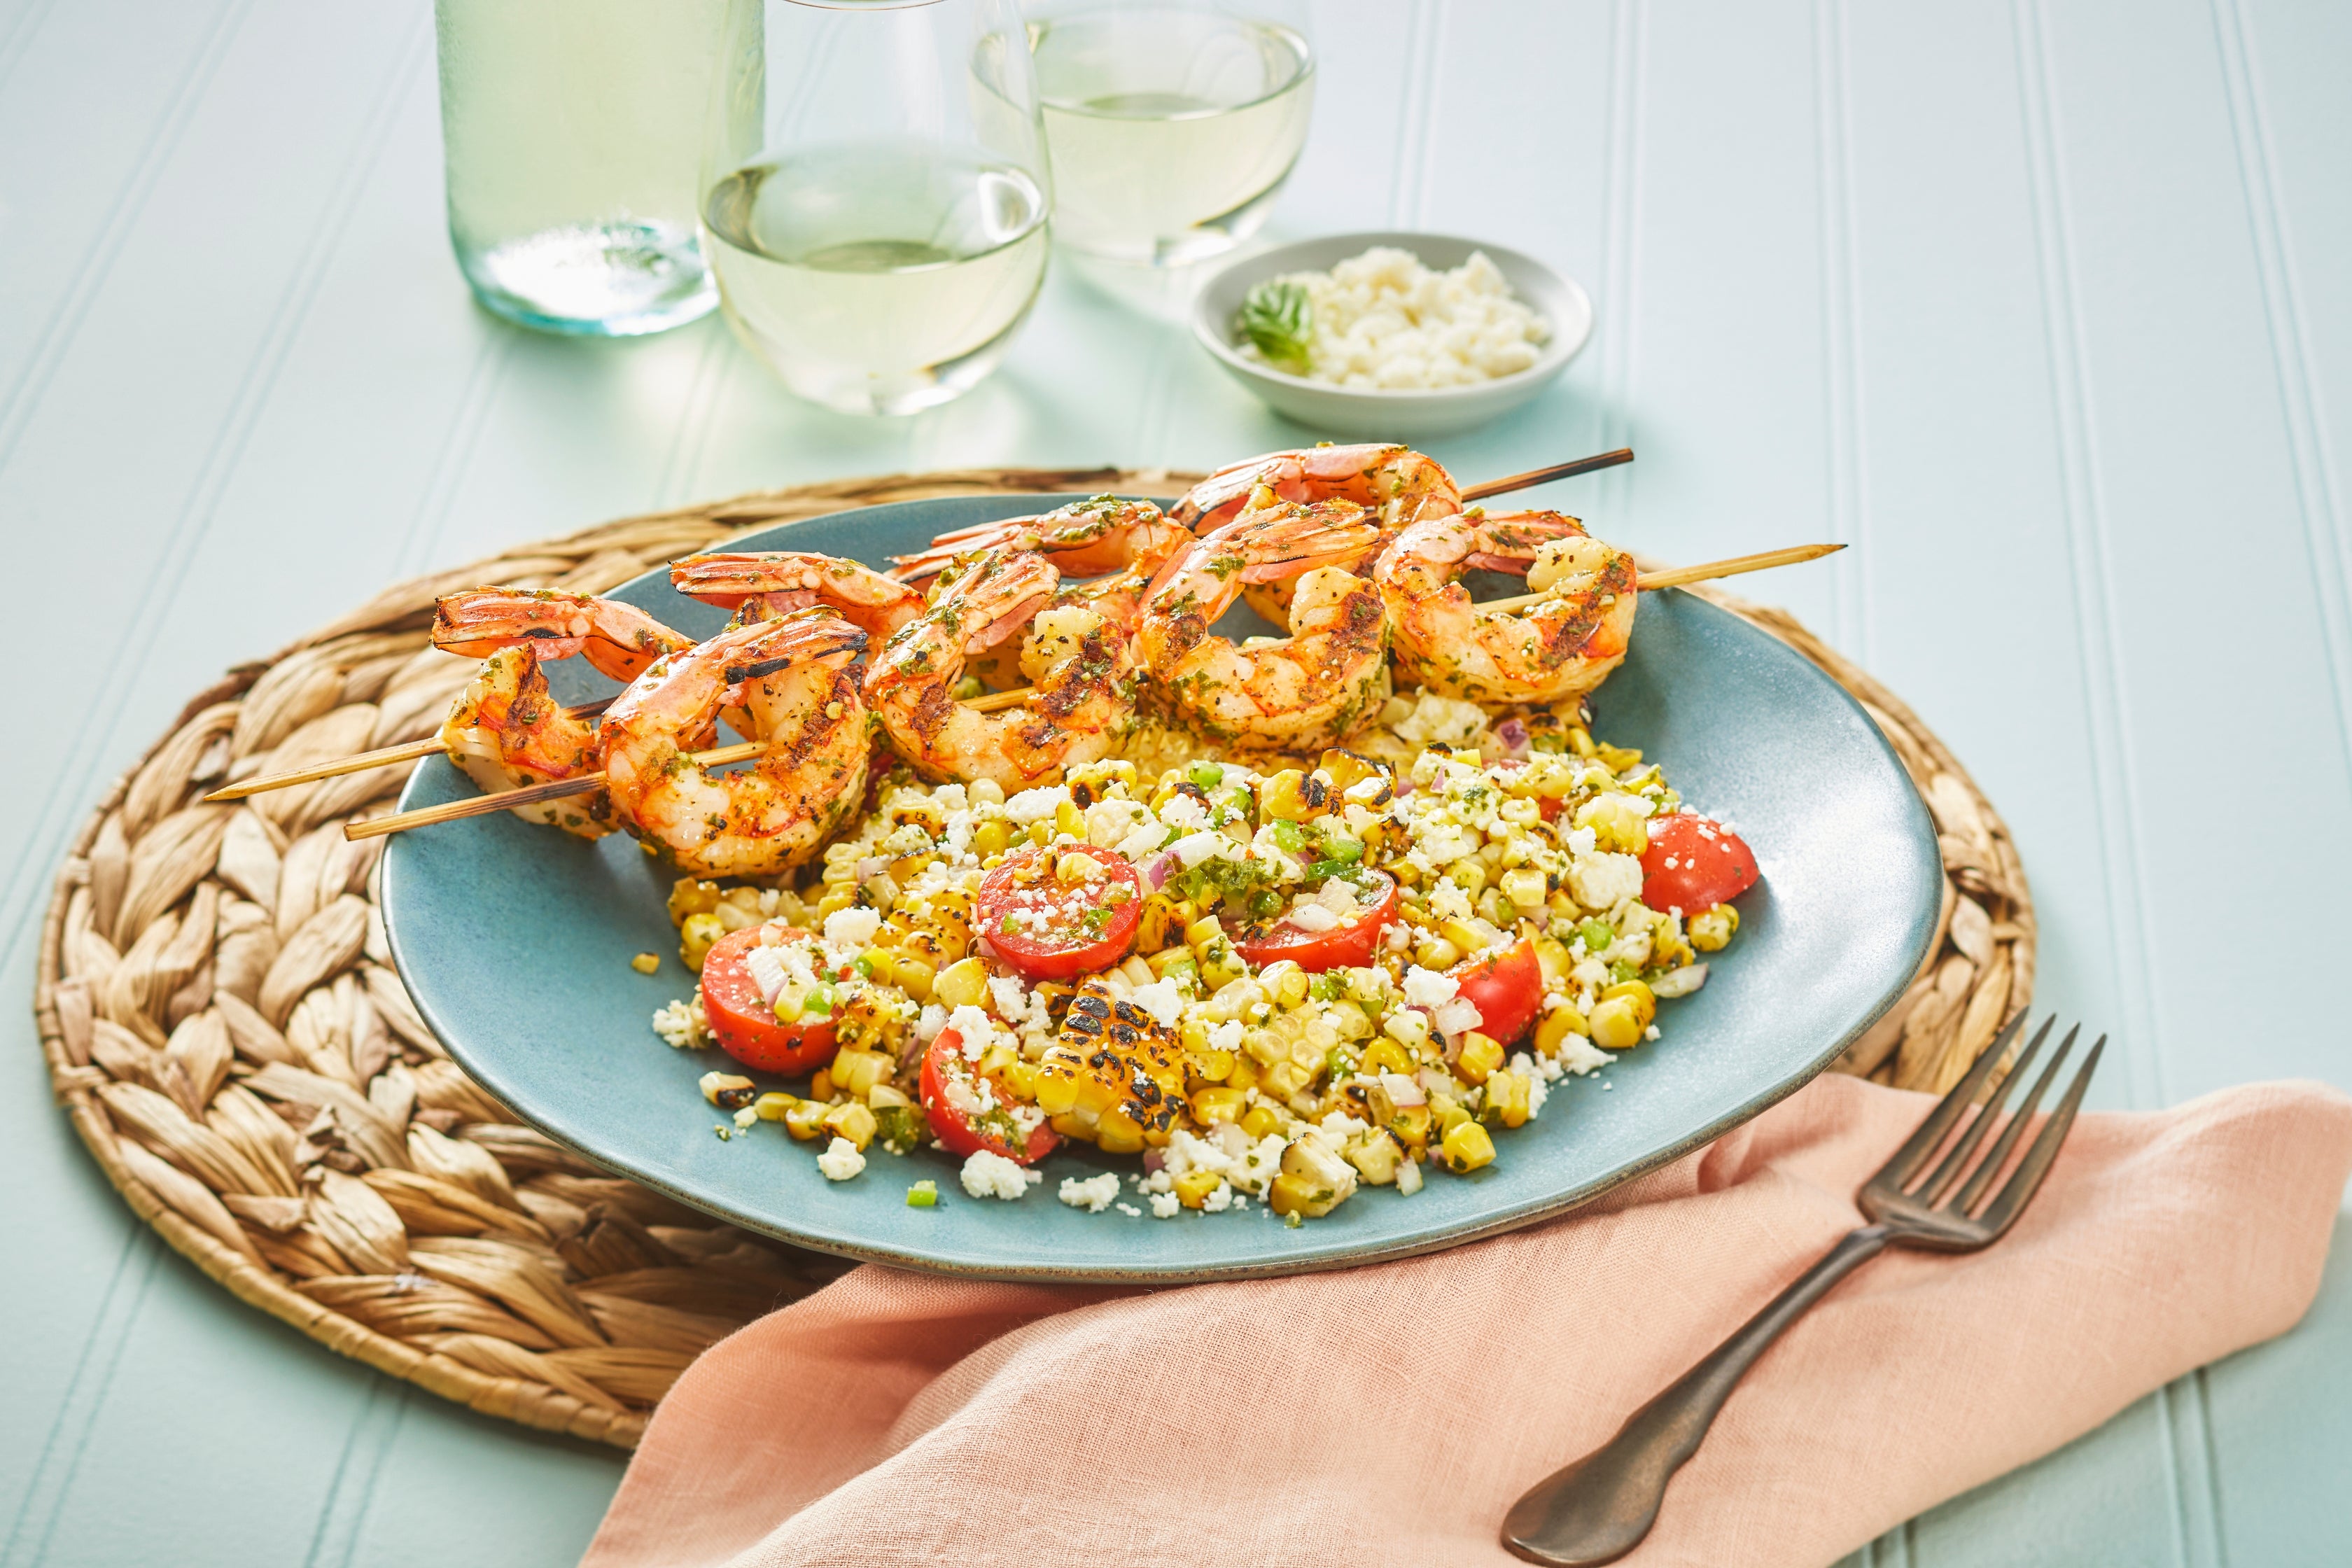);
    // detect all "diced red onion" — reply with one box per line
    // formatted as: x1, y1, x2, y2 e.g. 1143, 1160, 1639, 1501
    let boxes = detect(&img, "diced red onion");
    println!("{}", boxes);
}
1496, 718, 1532, 759
1140, 850, 1179, 890
1142, 1149, 1165, 1175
